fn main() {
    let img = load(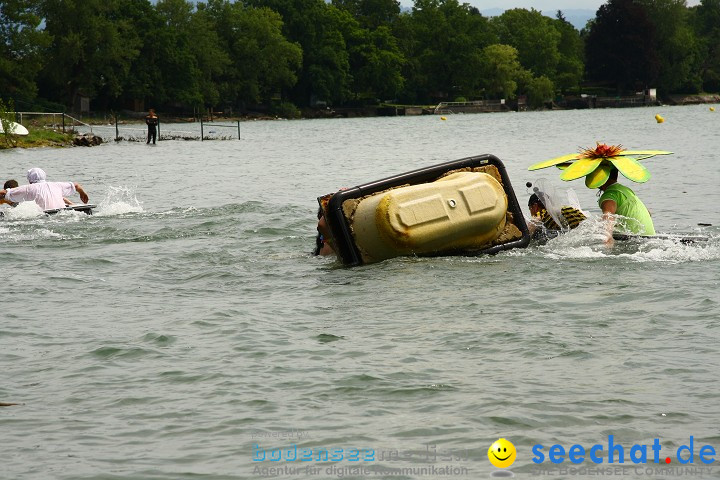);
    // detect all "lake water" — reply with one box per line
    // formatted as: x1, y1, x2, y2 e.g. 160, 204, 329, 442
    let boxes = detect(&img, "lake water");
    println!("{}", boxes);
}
2, 105, 720, 480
